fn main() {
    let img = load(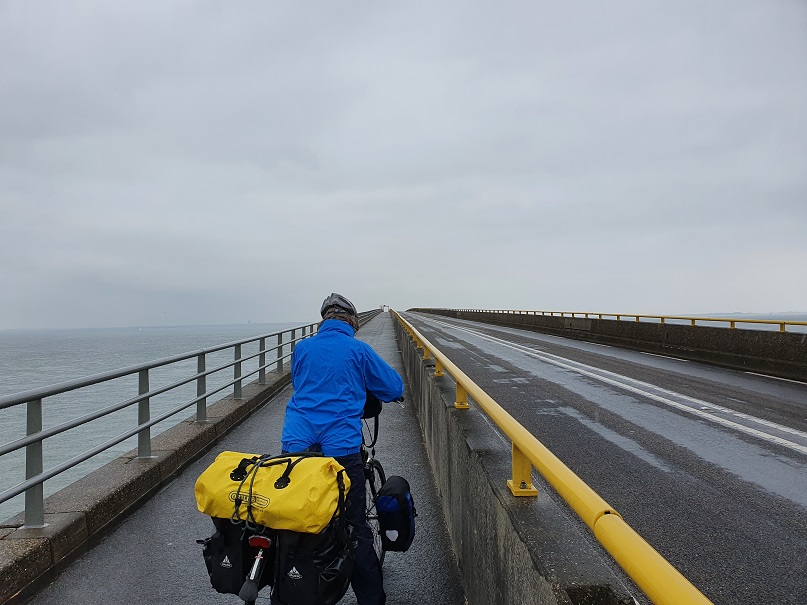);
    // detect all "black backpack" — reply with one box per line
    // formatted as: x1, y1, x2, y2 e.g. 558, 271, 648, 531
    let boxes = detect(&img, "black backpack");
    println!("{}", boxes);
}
376, 475, 417, 552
